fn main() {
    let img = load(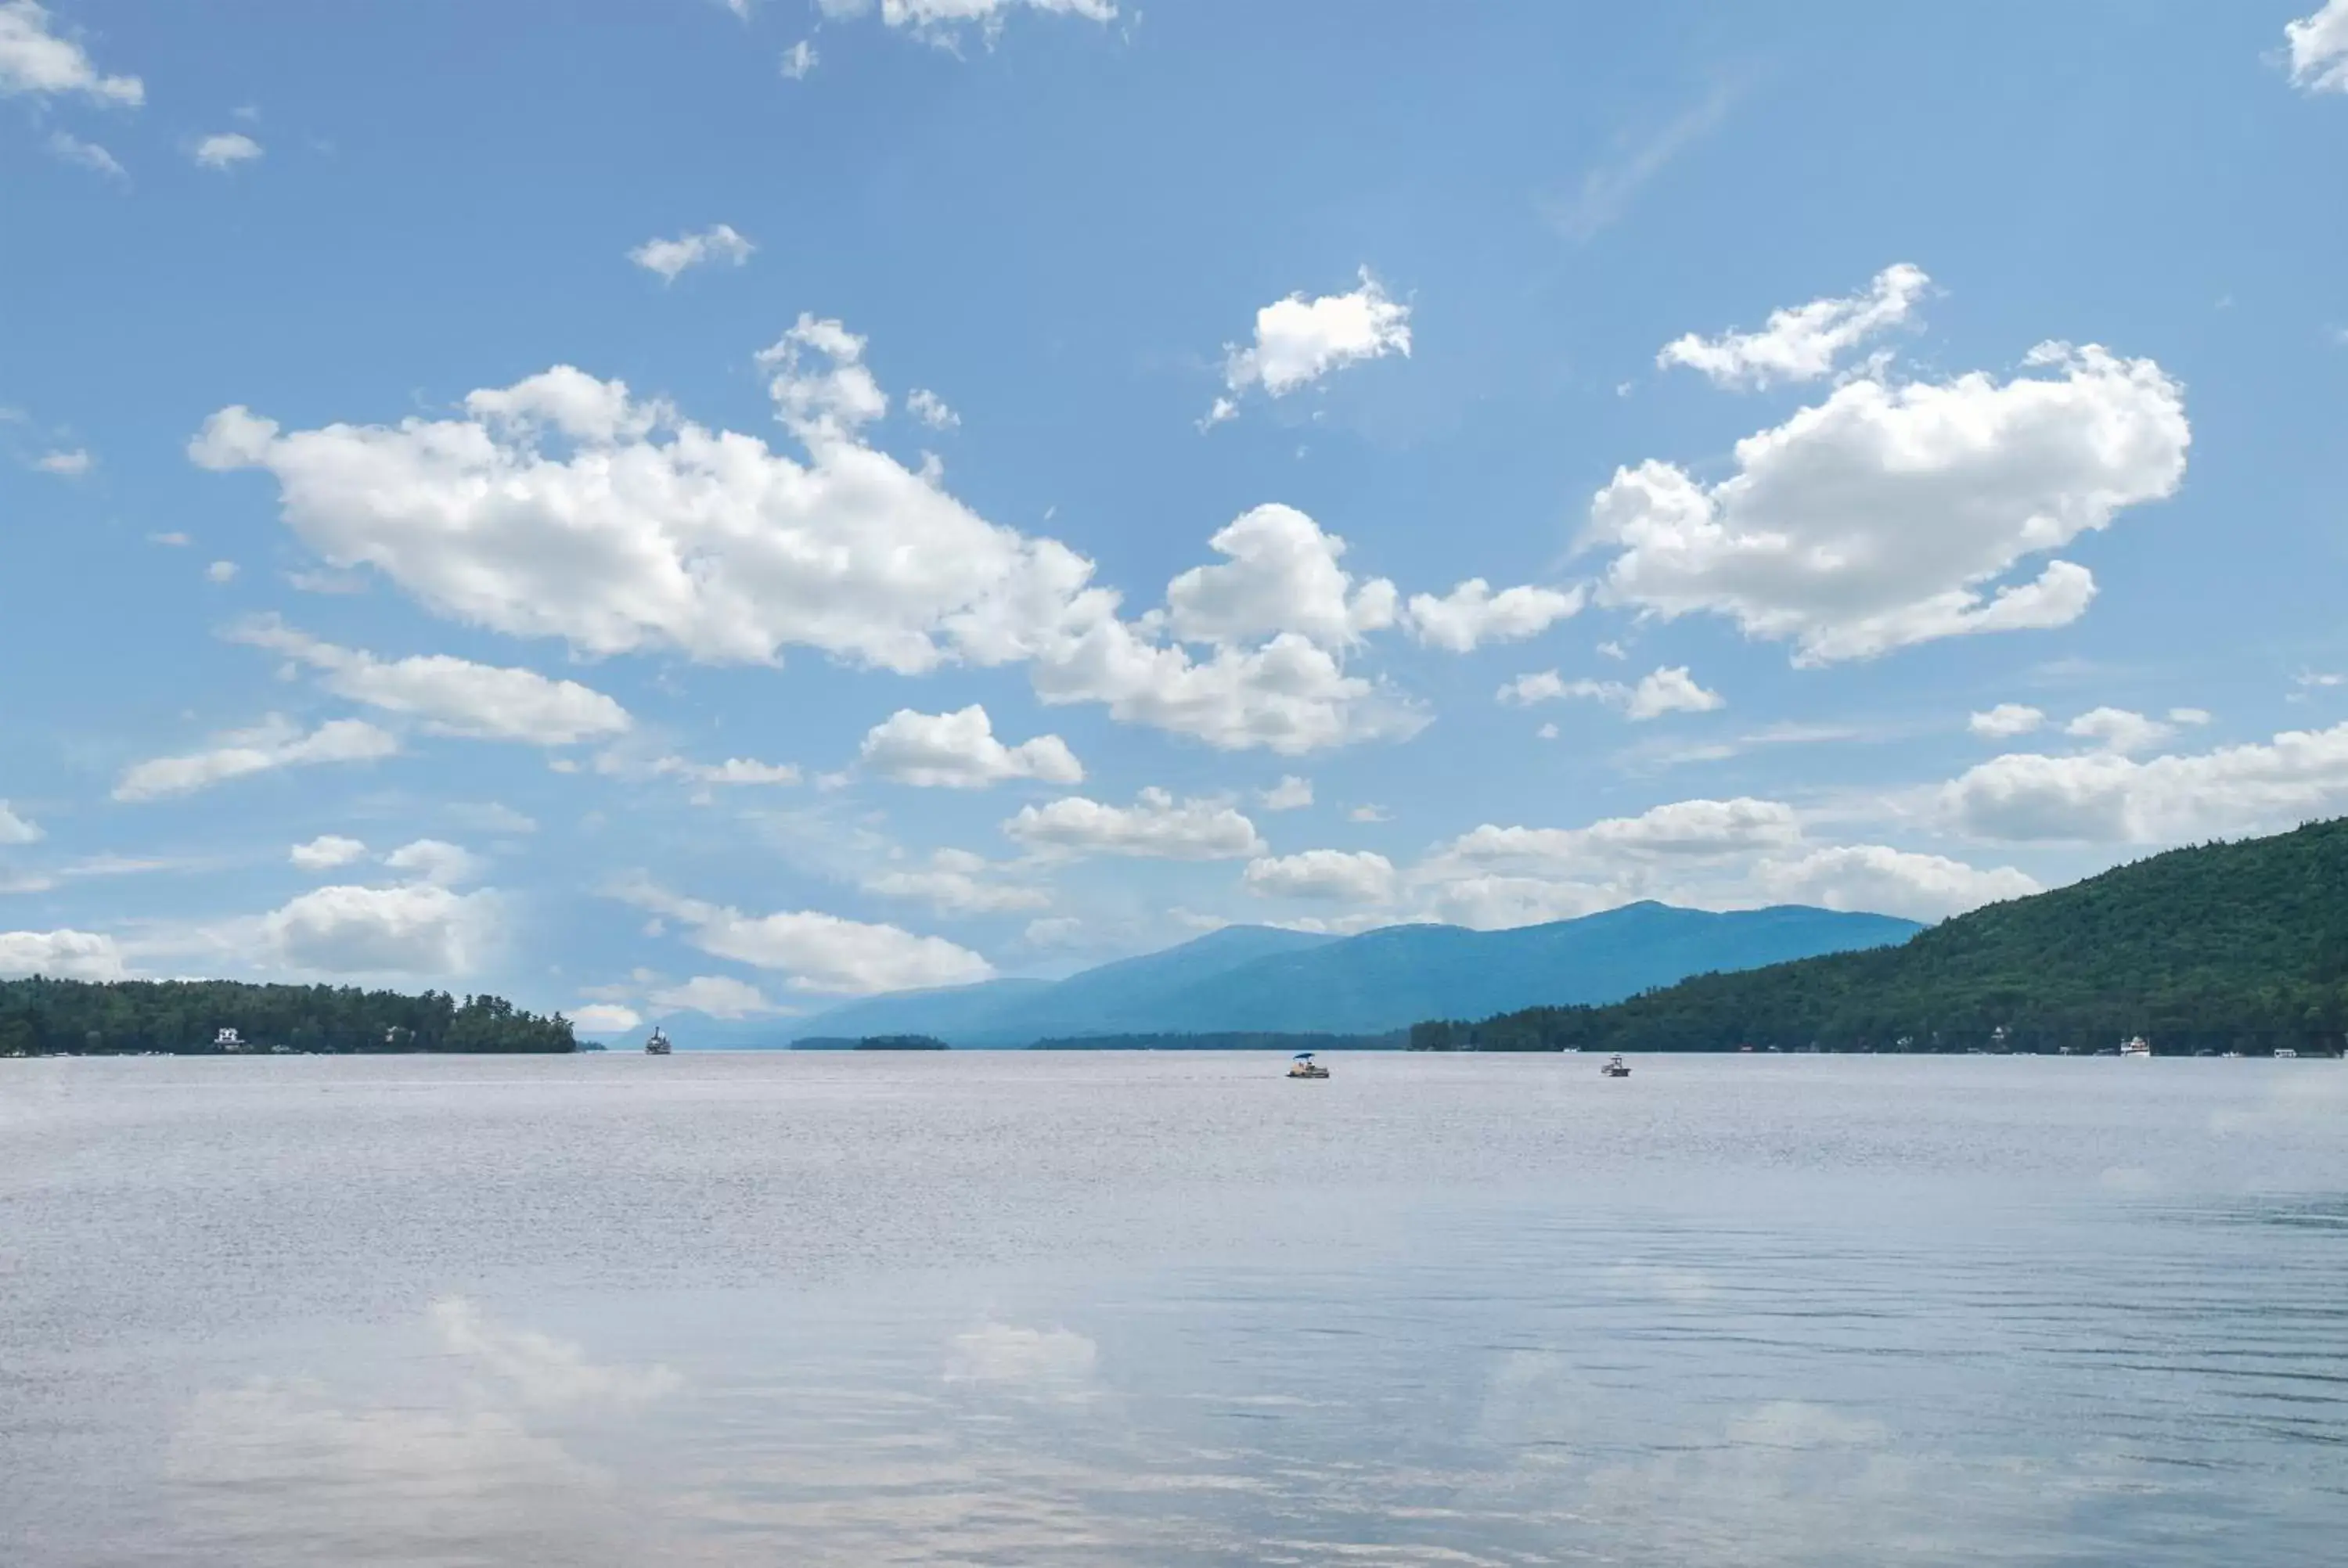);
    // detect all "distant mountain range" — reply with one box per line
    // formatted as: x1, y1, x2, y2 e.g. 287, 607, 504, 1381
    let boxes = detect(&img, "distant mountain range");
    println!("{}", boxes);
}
633, 903, 1921, 1049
